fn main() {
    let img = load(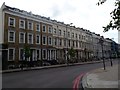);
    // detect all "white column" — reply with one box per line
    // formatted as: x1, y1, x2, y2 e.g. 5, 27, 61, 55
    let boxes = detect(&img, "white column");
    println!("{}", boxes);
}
50, 50, 51, 60
52, 50, 54, 59
48, 50, 49, 60
54, 50, 55, 59
66, 50, 67, 61
32, 50, 34, 61
34, 50, 36, 61
55, 50, 57, 60
118, 30, 120, 44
